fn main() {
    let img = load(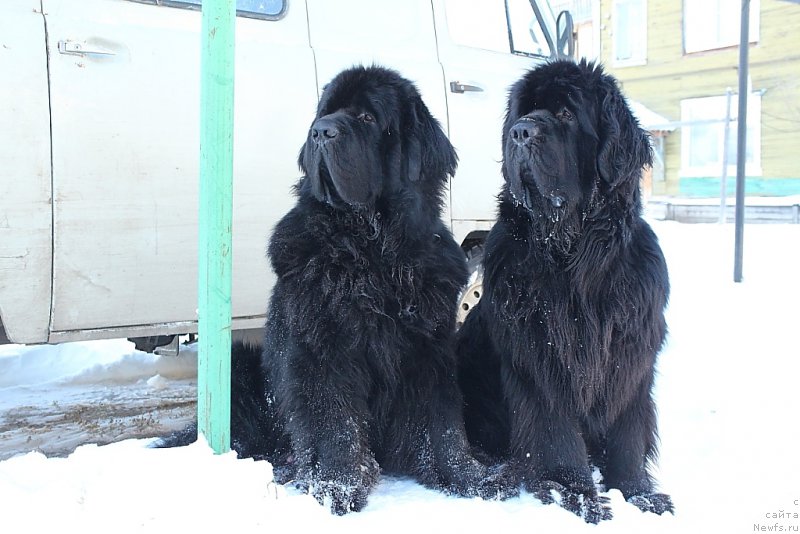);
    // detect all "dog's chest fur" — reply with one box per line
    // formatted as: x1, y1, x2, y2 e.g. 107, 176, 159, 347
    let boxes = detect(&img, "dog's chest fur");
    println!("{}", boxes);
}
271, 204, 461, 352
268, 203, 467, 438
485, 212, 638, 413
